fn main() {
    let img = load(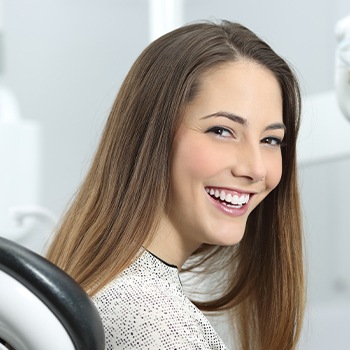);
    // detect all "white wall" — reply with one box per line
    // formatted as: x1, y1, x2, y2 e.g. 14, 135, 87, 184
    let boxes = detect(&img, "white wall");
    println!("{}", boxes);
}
2, 0, 149, 216
300, 156, 350, 303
